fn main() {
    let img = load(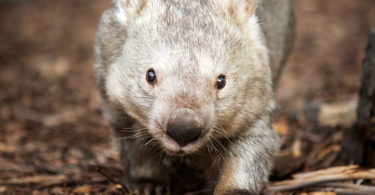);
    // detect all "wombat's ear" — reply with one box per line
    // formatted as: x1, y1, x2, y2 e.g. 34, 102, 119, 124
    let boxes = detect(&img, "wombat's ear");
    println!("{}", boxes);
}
233, 0, 257, 23
114, 0, 147, 25
214, 0, 257, 24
